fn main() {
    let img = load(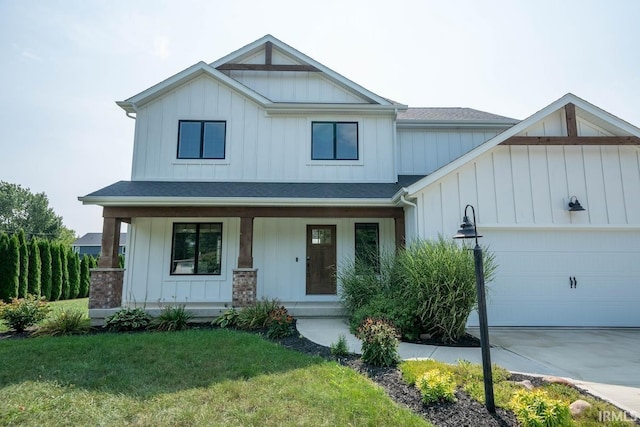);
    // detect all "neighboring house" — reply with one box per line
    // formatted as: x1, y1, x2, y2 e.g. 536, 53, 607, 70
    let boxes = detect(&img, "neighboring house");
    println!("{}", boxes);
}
80, 35, 640, 327
71, 233, 127, 257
